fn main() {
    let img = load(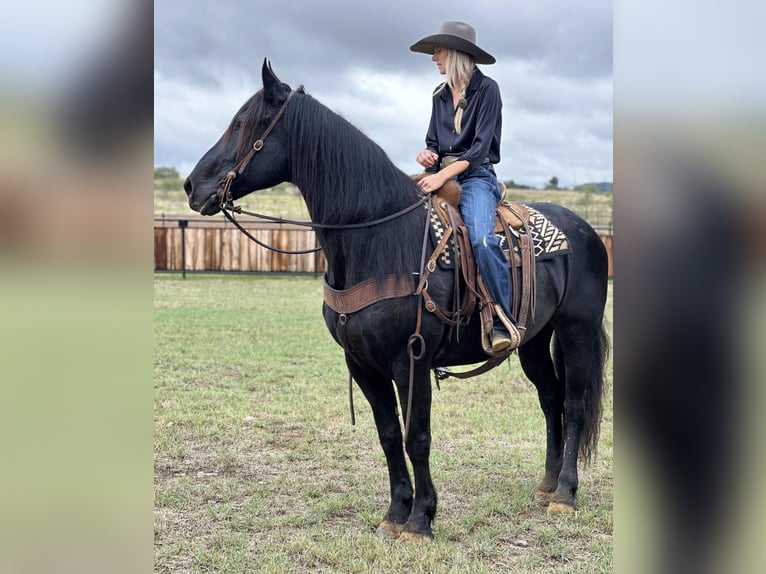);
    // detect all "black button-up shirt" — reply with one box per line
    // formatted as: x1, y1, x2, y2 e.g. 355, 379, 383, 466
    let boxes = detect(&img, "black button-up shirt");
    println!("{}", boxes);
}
424, 68, 502, 173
